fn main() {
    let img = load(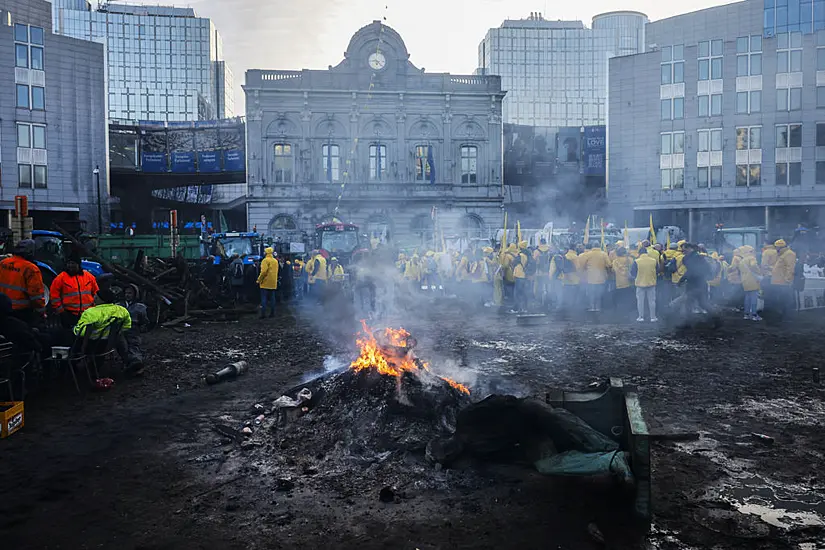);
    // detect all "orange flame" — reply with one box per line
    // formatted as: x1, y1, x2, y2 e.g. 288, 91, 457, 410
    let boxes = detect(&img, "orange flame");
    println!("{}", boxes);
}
350, 321, 470, 395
